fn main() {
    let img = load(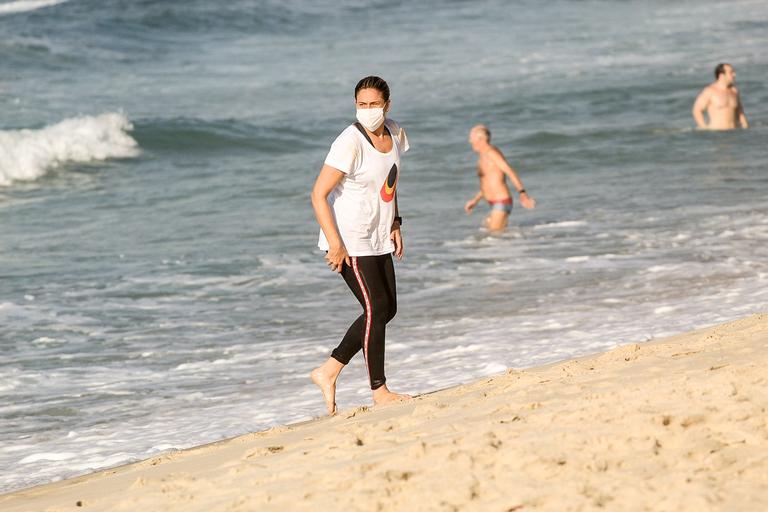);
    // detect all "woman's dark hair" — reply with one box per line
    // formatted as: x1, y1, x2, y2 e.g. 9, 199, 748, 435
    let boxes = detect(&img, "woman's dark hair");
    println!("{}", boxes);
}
354, 76, 390, 101
714, 63, 729, 79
